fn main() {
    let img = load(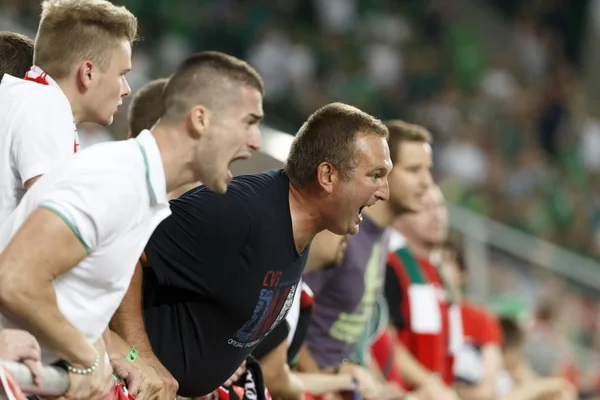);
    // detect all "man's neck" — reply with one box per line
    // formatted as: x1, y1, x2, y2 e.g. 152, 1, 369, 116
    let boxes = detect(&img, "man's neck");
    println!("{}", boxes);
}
402, 235, 434, 260
54, 77, 85, 125
288, 182, 323, 254
152, 125, 196, 193
364, 200, 396, 229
